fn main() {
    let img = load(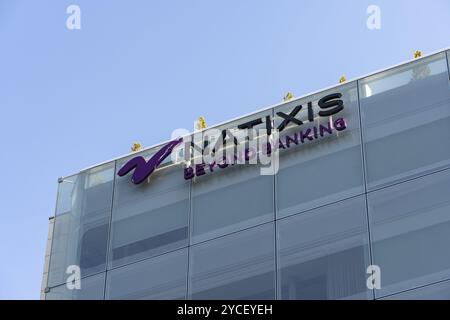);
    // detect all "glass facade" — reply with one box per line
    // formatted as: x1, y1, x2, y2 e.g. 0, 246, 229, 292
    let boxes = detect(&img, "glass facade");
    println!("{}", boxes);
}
381, 280, 450, 300
44, 49, 450, 299
109, 147, 190, 268
106, 248, 188, 300
275, 82, 364, 218
277, 195, 371, 300
190, 110, 275, 244
359, 52, 450, 190
46, 273, 105, 300
368, 169, 450, 298
189, 223, 276, 300
47, 163, 114, 288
